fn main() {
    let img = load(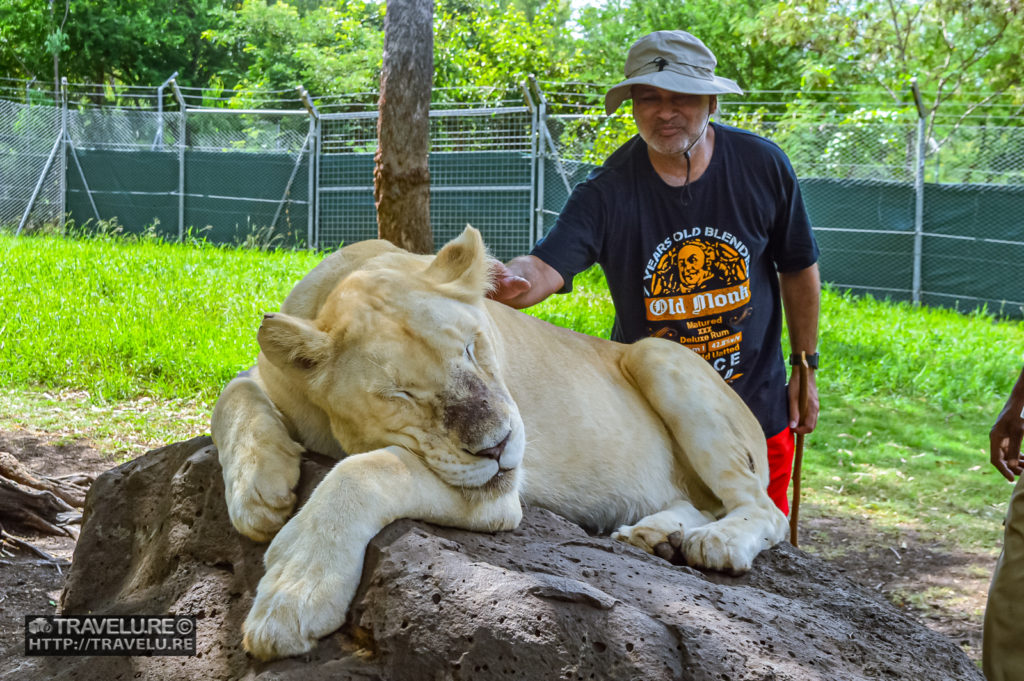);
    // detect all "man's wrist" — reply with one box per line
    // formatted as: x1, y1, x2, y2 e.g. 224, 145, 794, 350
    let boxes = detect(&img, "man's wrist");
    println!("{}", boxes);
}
789, 352, 819, 370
